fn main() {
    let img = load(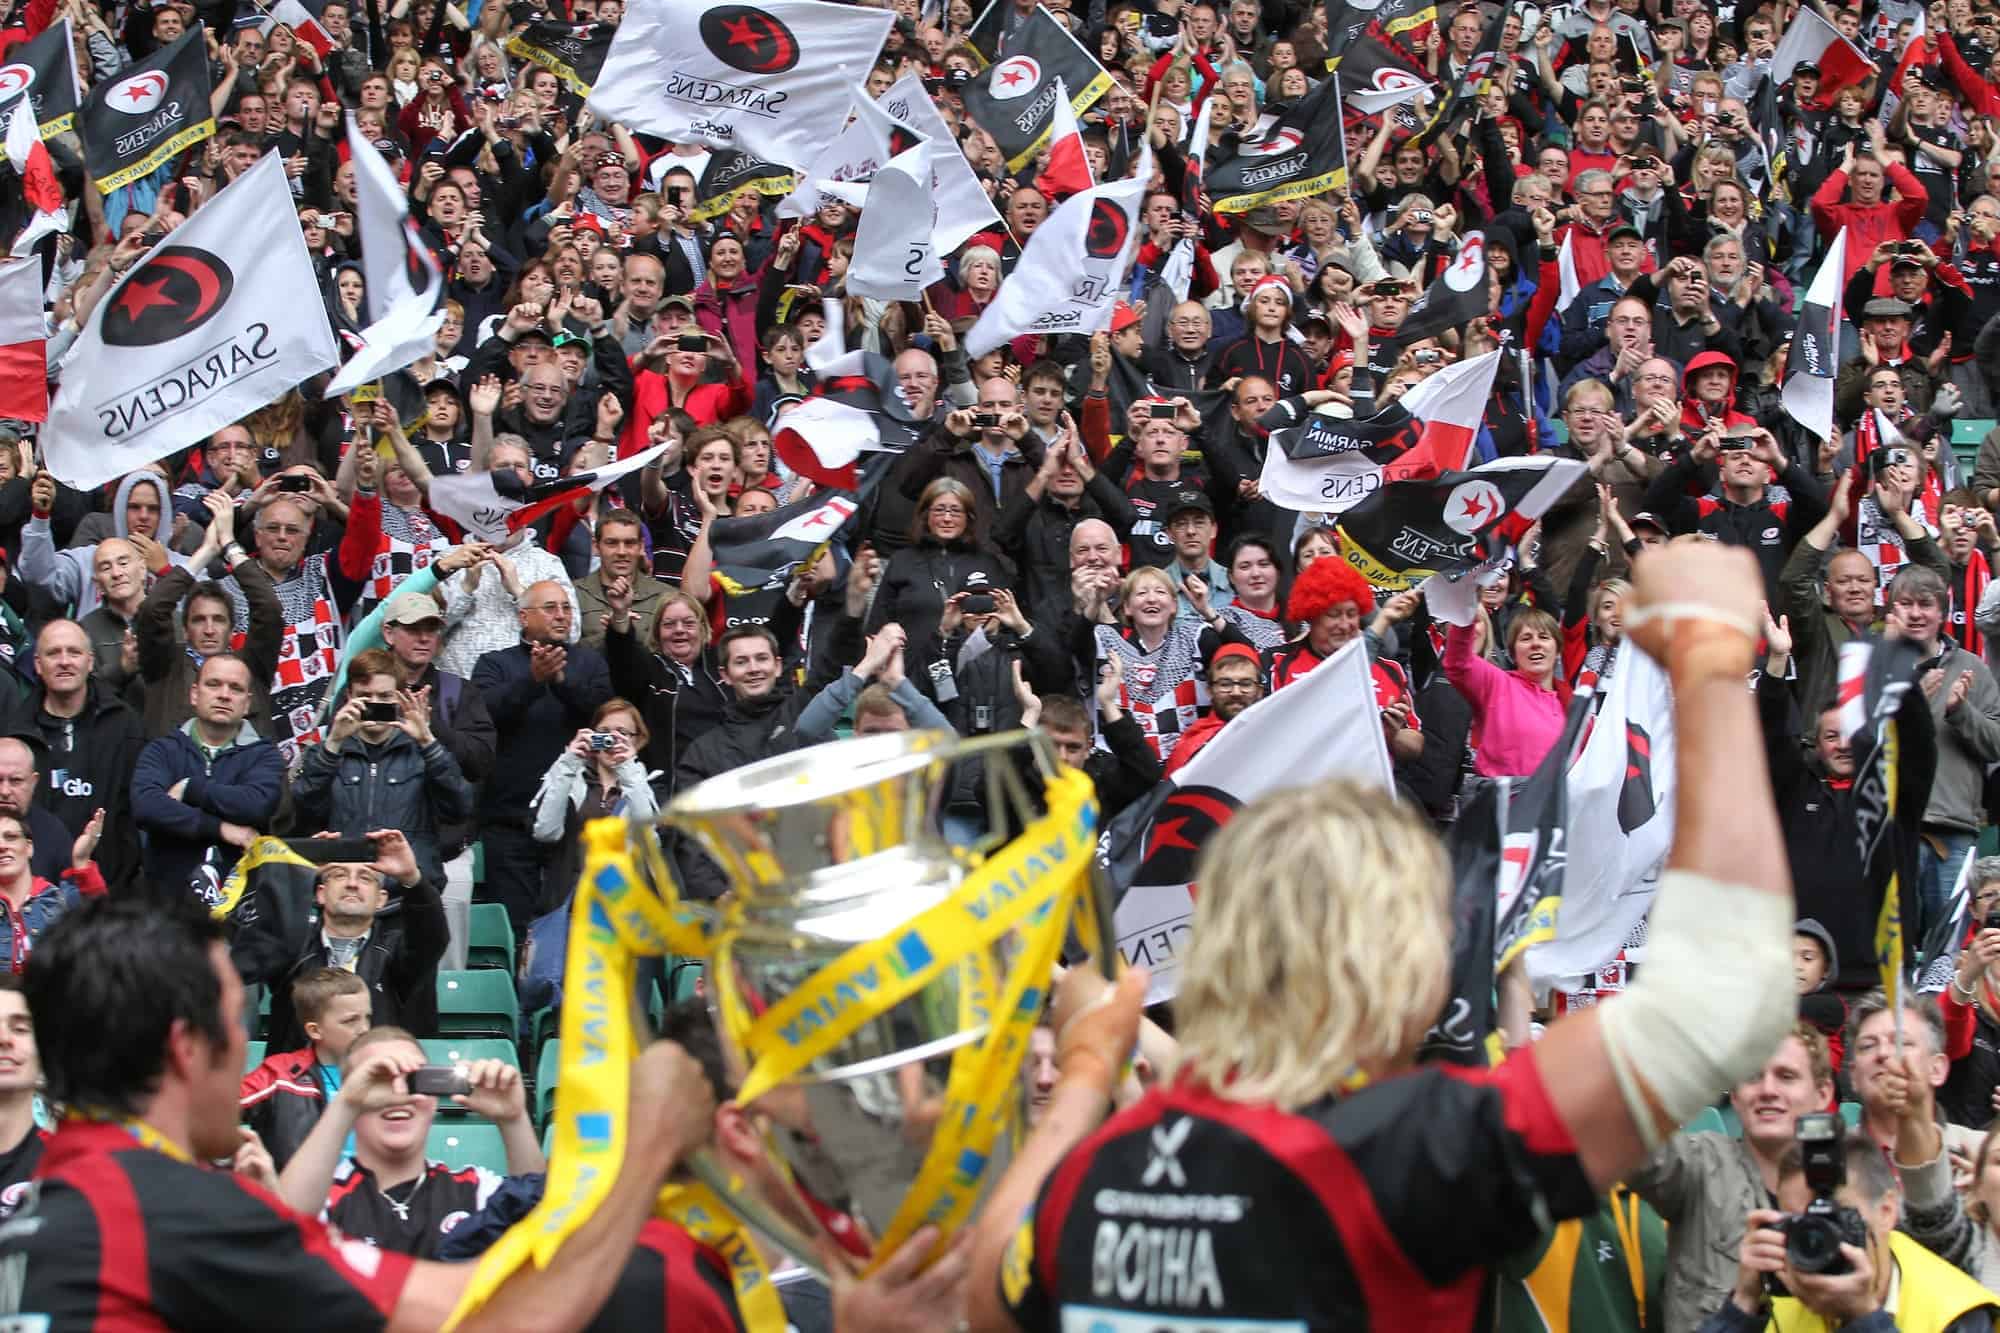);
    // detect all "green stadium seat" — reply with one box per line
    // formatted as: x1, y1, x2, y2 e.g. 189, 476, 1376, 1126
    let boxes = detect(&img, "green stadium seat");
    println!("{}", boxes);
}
436, 970, 519, 1043
243, 1040, 266, 1074
466, 903, 516, 973
419, 1038, 519, 1071
425, 1121, 510, 1176
1952, 418, 1994, 446
536, 1040, 561, 1129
